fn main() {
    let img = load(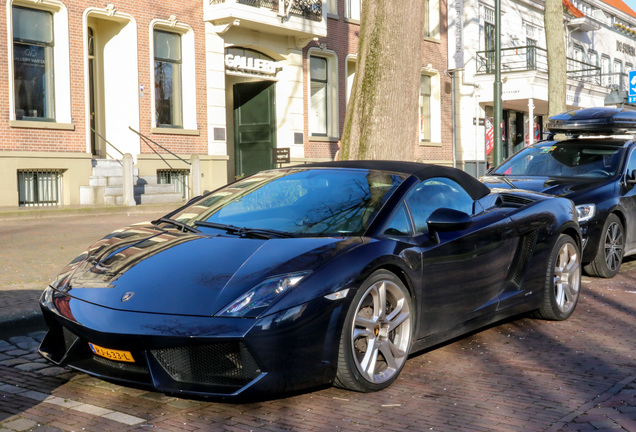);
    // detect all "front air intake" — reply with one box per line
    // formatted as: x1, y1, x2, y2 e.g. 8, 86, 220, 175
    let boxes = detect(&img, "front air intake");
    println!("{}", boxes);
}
151, 342, 260, 387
